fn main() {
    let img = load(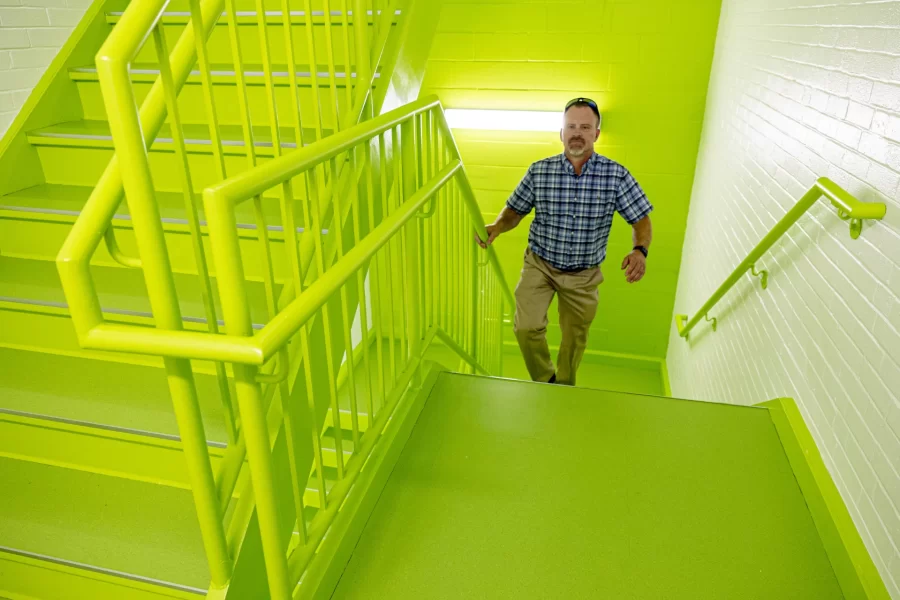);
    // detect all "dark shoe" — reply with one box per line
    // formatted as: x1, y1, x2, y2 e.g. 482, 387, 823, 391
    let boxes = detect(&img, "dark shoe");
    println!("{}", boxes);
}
547, 373, 557, 384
